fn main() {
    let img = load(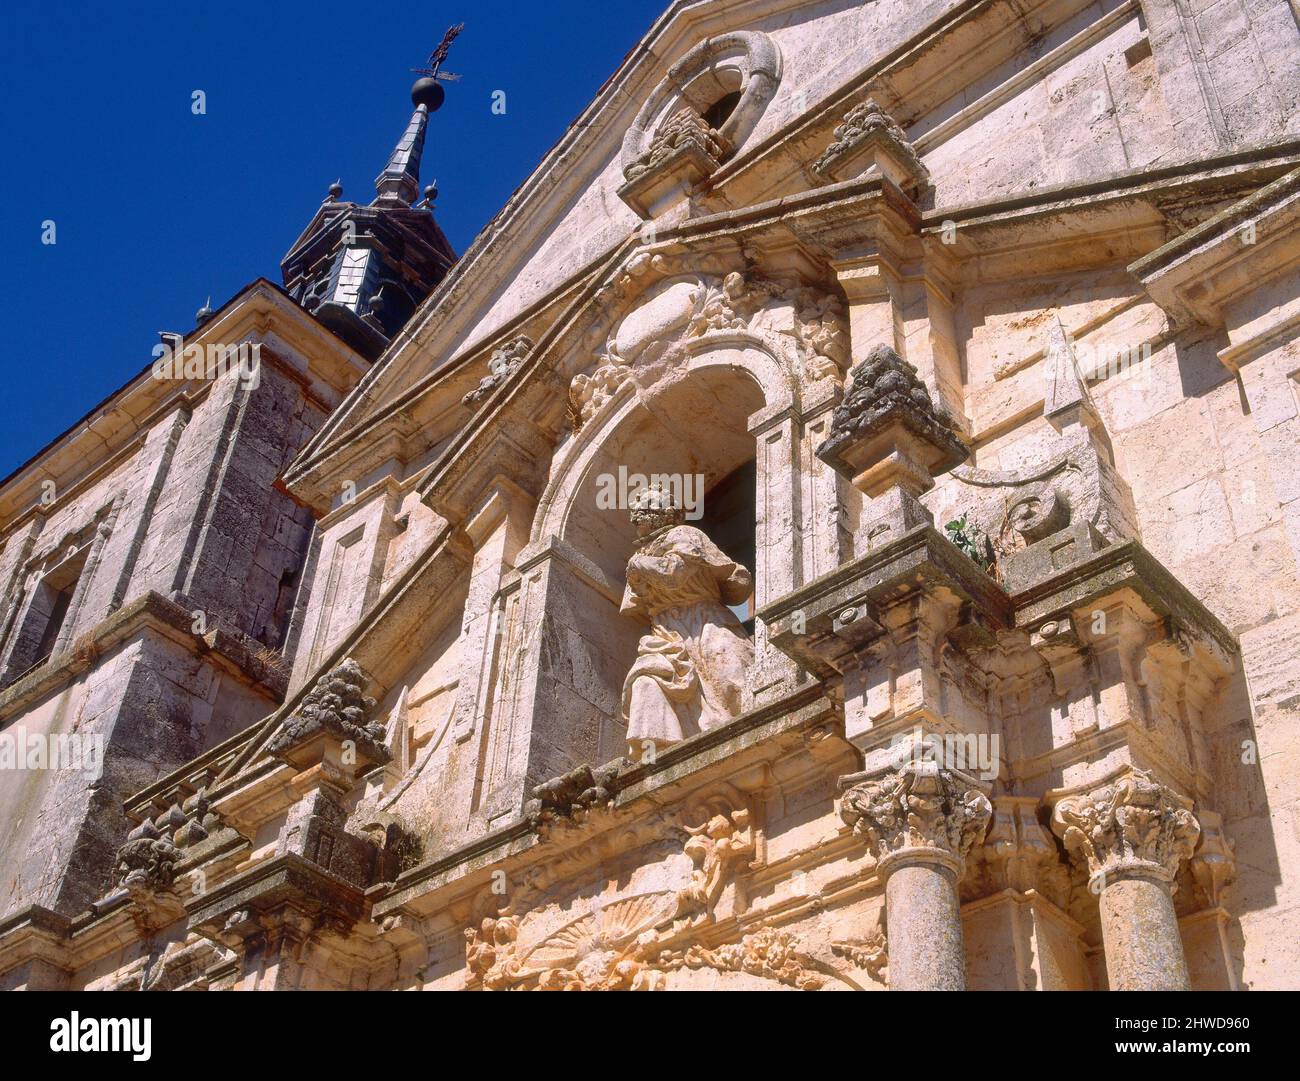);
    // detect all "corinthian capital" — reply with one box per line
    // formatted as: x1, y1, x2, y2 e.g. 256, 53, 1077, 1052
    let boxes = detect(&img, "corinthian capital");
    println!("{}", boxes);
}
1051, 769, 1200, 887
839, 761, 991, 875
